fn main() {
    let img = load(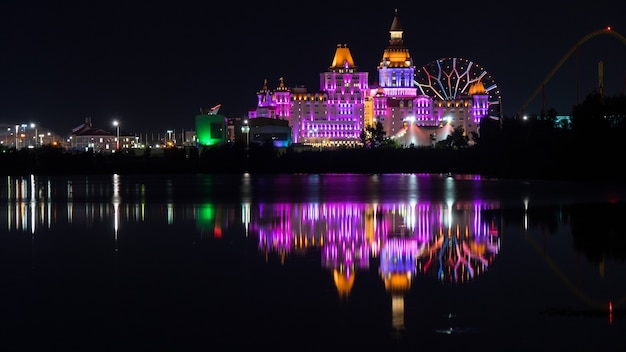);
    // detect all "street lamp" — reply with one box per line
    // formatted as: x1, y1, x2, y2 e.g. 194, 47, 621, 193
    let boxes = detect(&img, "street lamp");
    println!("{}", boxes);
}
30, 123, 37, 148
166, 129, 173, 147
241, 119, 250, 150
113, 120, 120, 150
